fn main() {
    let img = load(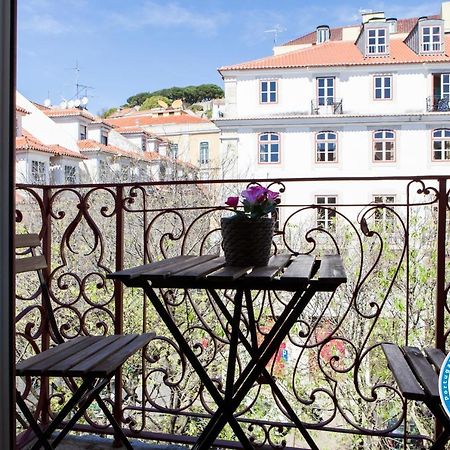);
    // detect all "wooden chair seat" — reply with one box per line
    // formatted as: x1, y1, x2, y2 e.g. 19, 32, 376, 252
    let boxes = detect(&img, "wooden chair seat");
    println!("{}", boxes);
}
382, 343, 449, 449
15, 233, 155, 450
